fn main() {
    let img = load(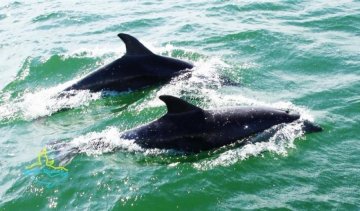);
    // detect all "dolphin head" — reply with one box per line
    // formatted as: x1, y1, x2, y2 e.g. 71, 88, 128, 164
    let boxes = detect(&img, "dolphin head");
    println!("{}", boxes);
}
237, 107, 301, 131
302, 120, 323, 133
